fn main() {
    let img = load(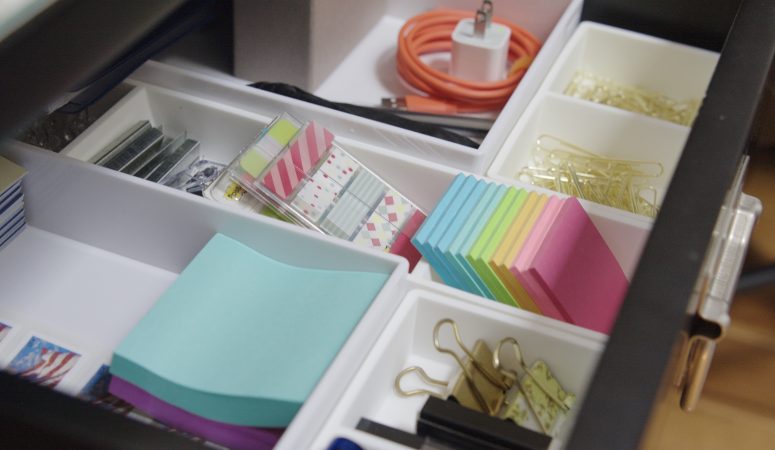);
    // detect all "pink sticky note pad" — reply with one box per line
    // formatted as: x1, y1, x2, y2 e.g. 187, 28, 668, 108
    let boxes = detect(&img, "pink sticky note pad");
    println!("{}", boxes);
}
529, 198, 628, 334
510, 196, 565, 320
